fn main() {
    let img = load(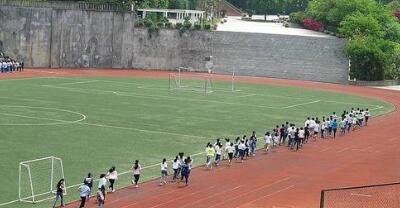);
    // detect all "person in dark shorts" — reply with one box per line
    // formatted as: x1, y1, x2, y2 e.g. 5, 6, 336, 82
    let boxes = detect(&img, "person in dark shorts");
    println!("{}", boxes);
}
53, 179, 65, 208
225, 142, 235, 166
